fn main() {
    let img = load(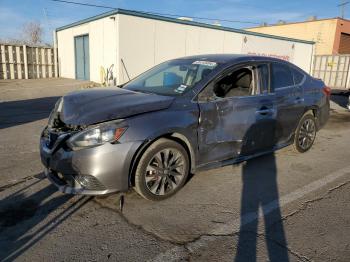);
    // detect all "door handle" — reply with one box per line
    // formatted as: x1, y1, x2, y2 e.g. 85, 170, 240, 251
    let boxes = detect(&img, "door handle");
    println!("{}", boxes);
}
294, 97, 304, 104
256, 107, 274, 115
